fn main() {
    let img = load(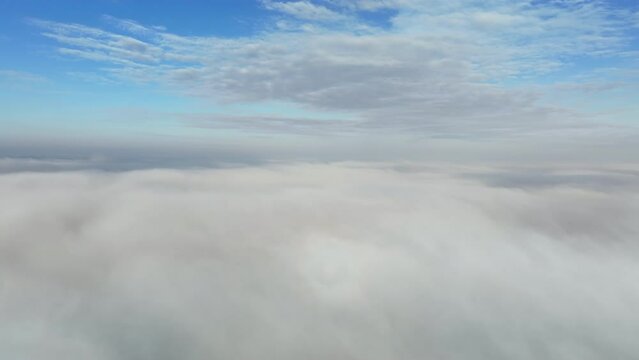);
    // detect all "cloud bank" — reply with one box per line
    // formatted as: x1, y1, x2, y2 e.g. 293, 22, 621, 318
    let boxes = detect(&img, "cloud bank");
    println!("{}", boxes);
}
1, 162, 639, 359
